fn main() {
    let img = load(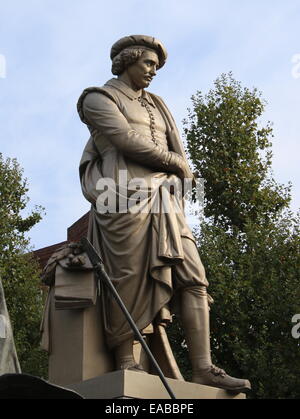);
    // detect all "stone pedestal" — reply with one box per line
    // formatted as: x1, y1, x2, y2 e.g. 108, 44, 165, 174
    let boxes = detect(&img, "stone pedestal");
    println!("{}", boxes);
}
47, 291, 181, 386
48, 295, 114, 386
66, 370, 246, 399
